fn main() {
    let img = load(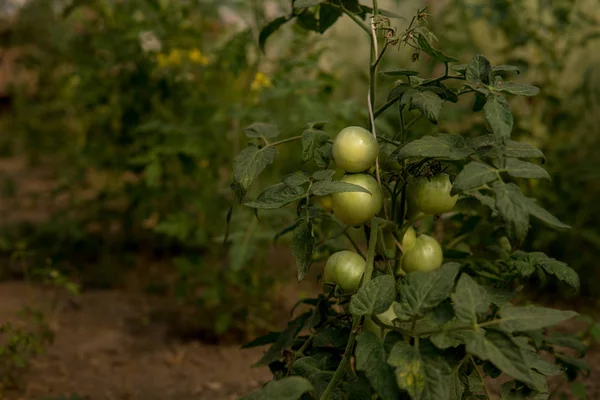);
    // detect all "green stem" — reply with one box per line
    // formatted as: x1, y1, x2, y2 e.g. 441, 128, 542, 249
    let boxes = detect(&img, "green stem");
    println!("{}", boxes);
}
269, 135, 302, 147
470, 355, 492, 399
